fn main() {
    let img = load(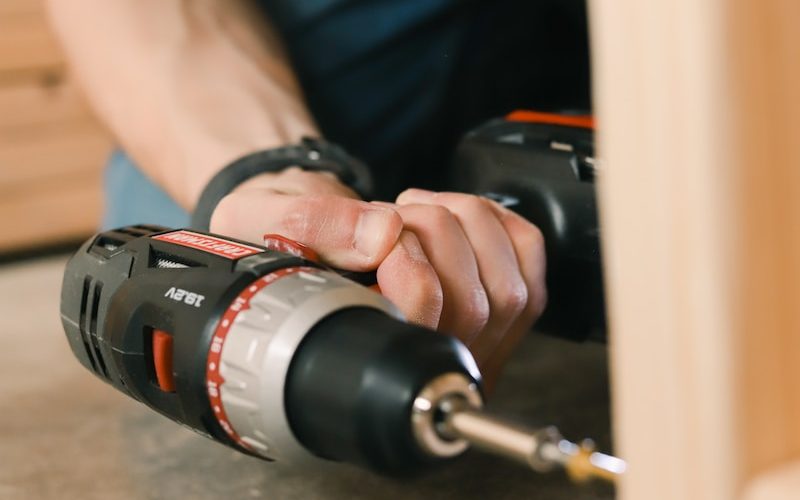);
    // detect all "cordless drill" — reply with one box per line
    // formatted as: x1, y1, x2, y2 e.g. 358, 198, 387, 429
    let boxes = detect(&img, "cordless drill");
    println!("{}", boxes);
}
60, 113, 619, 481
